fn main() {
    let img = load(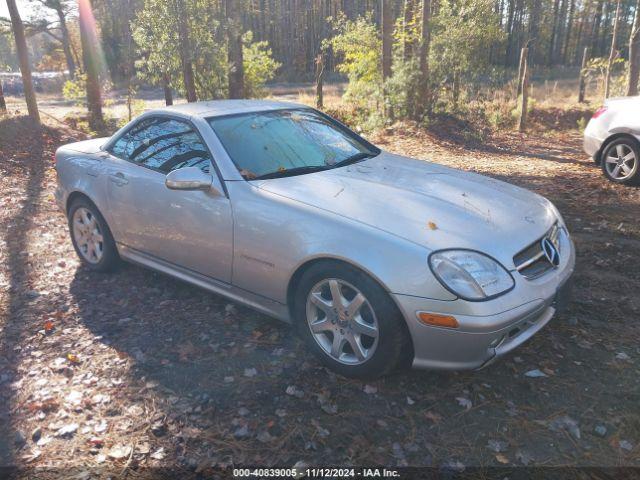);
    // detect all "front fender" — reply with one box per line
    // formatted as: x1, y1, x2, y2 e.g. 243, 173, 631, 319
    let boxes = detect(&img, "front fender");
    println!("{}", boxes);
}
228, 182, 456, 305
